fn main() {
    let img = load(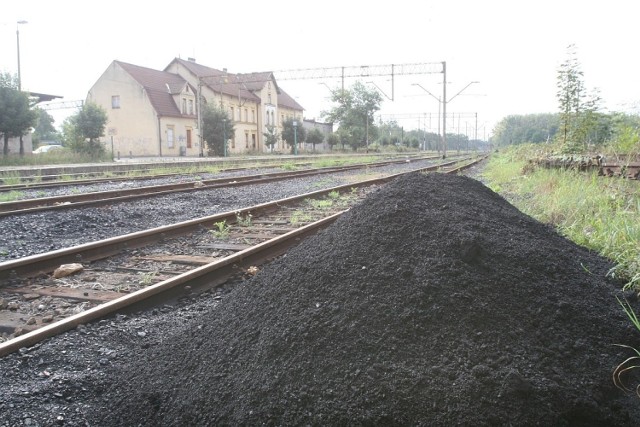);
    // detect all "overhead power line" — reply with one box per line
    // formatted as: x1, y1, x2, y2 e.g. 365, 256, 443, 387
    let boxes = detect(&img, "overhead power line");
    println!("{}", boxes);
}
272, 62, 444, 81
